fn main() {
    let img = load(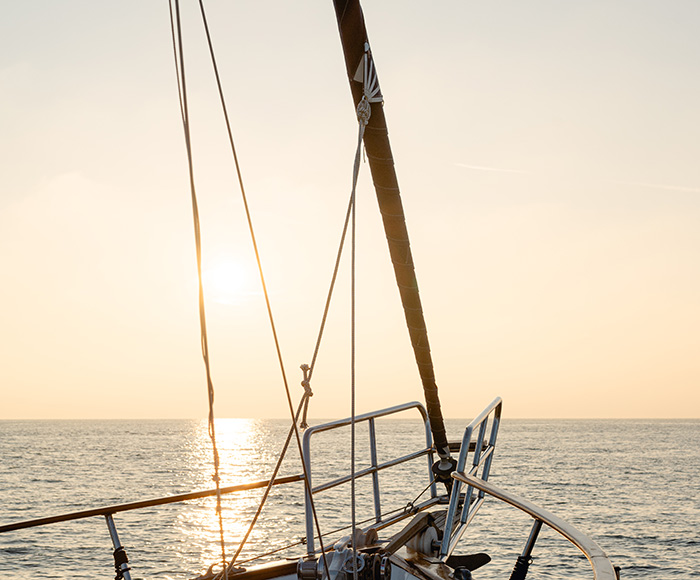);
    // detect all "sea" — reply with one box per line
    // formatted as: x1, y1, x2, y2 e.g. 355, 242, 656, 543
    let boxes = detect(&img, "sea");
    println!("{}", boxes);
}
1, 417, 698, 579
